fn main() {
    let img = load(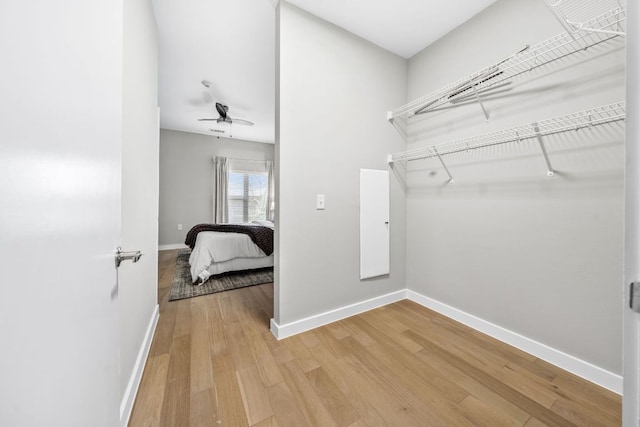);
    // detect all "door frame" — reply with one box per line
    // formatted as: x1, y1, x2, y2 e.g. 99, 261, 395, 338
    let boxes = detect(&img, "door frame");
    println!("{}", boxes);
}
623, 0, 640, 424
